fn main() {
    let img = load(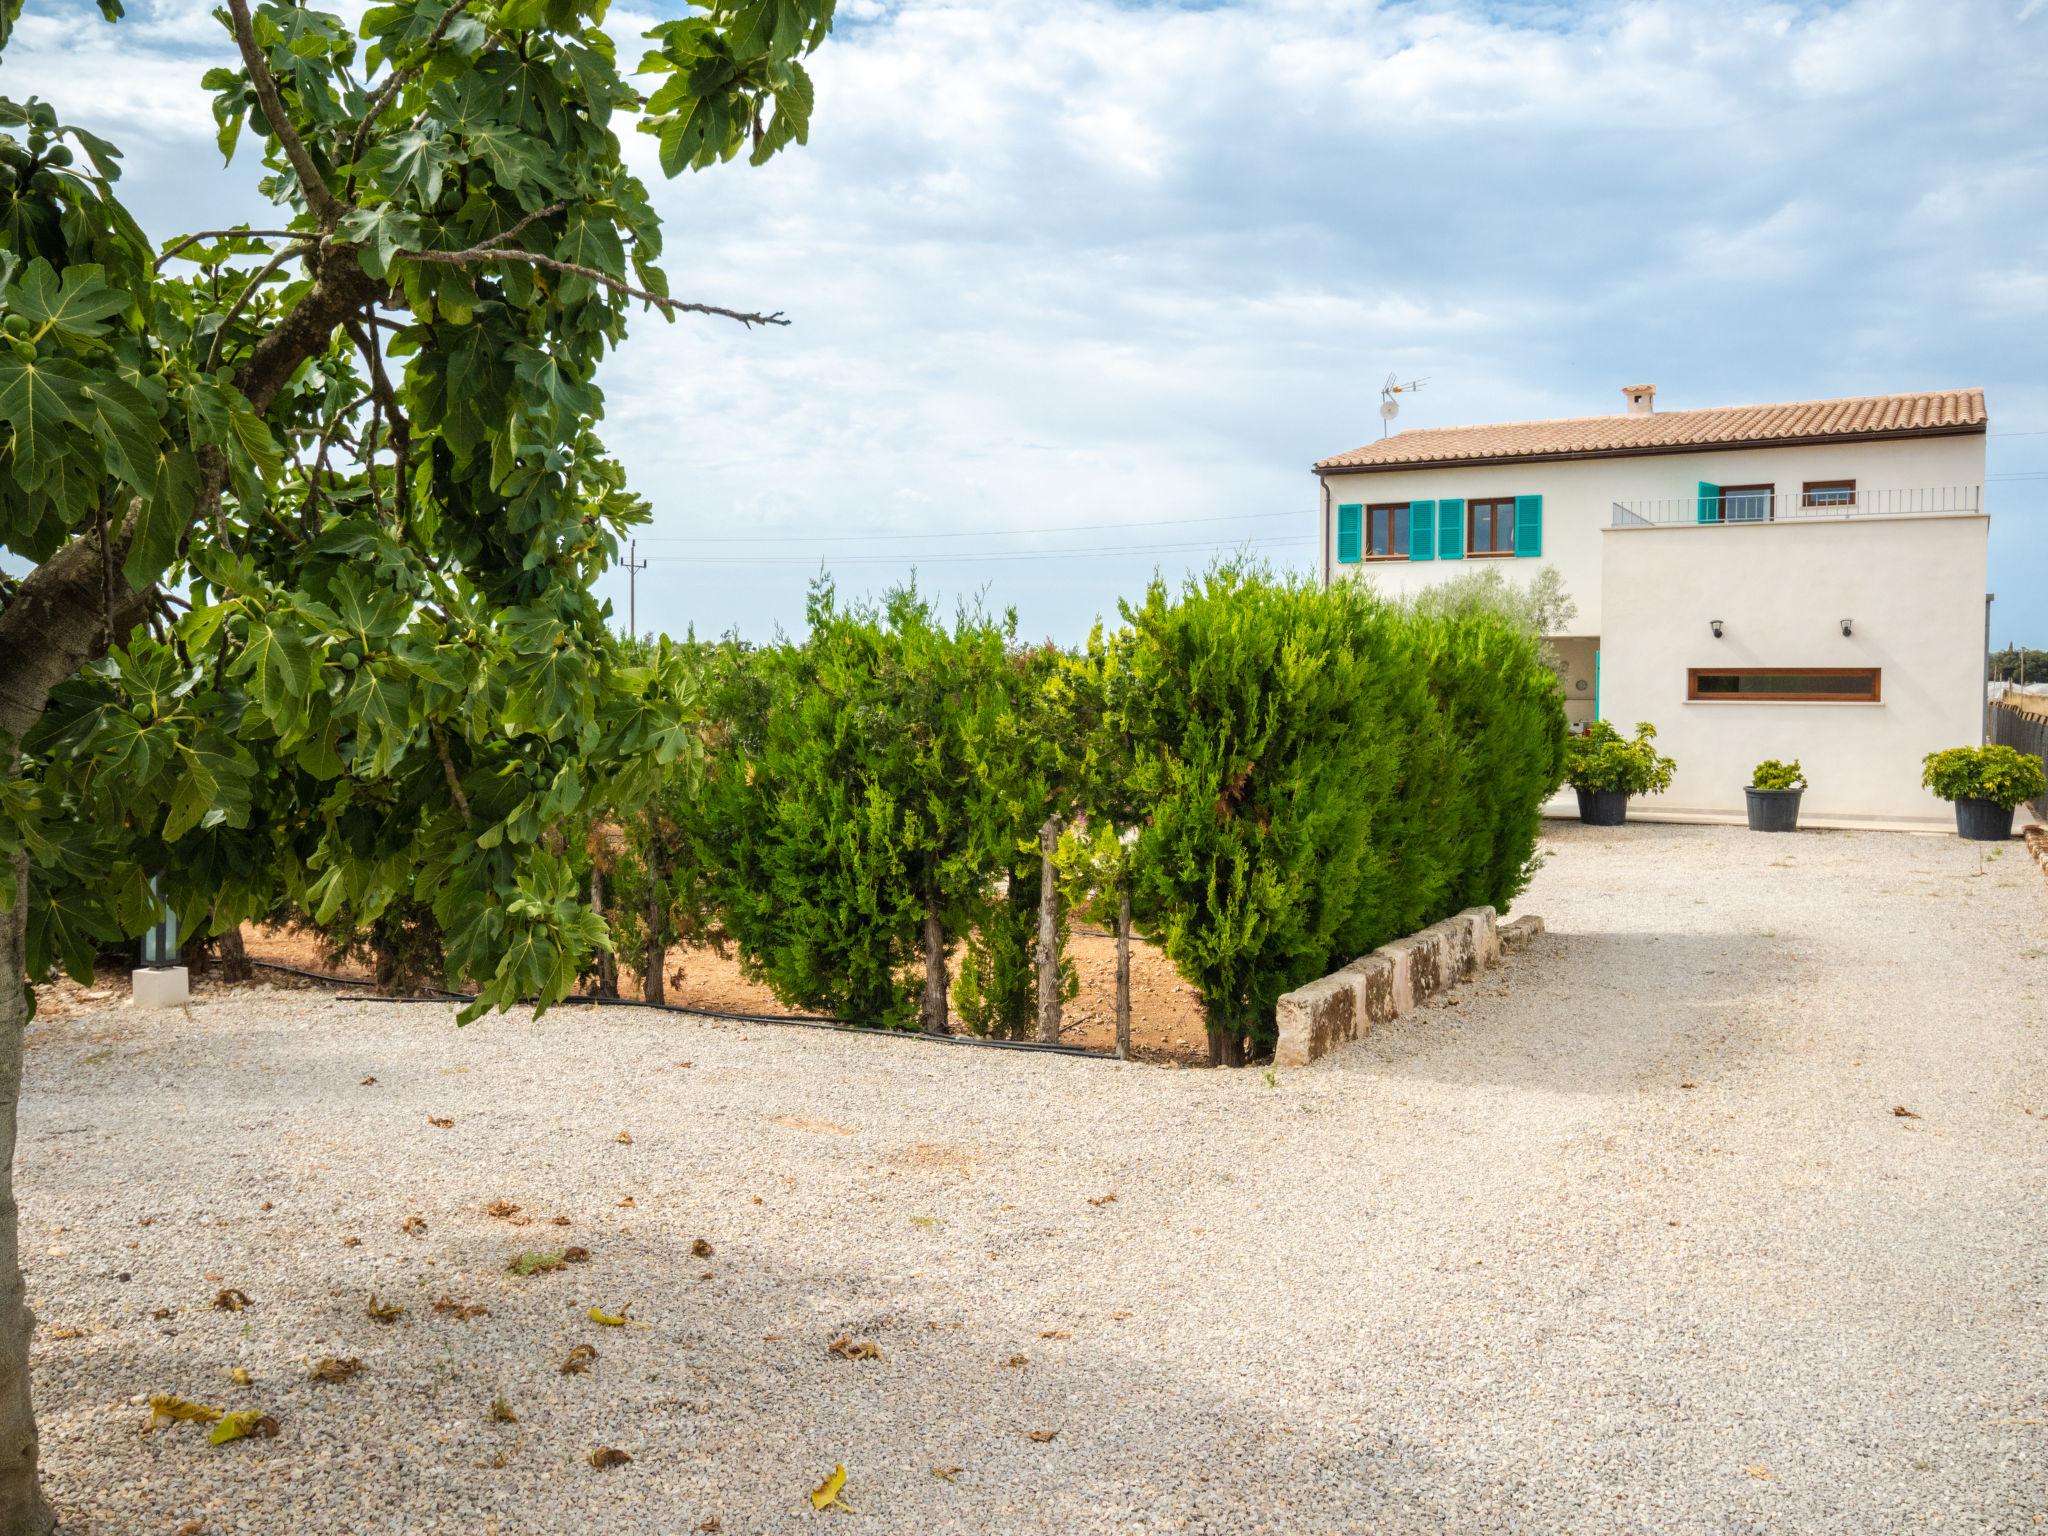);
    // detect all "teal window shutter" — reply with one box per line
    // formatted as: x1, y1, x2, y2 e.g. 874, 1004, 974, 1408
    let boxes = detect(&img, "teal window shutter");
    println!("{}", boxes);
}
1696, 481, 1720, 523
1336, 504, 1362, 564
1409, 500, 1436, 560
1514, 494, 1542, 557
1437, 498, 1464, 559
